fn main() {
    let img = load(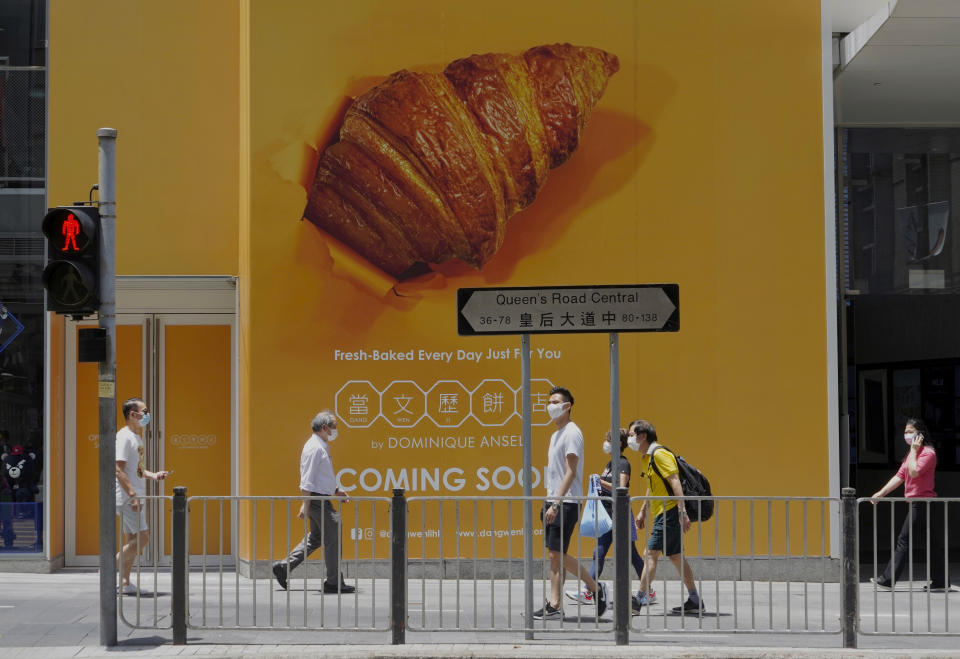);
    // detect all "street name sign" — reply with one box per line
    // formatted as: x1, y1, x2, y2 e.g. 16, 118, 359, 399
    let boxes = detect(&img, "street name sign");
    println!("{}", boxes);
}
457, 284, 679, 336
